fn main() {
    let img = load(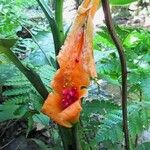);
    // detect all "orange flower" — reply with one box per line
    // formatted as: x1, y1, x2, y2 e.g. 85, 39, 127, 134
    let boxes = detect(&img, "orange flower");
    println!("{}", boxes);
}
41, 0, 100, 128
